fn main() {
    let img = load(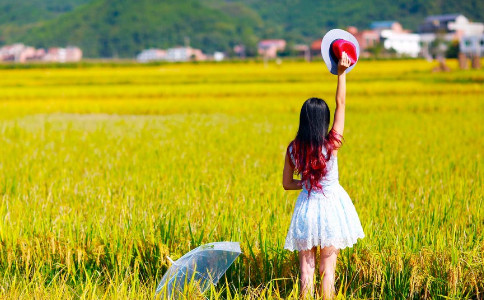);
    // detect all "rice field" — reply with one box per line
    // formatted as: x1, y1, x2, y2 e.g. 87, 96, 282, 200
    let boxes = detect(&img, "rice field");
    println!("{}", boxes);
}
0, 59, 482, 299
